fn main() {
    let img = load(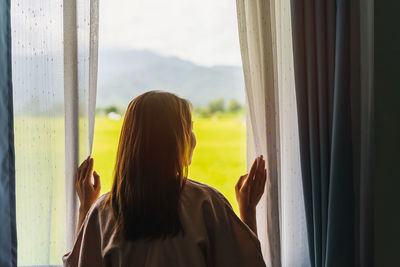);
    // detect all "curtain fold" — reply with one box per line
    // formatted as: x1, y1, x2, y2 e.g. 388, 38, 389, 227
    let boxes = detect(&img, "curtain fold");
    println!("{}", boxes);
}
237, 0, 310, 266
65, 0, 99, 248
0, 1, 17, 266
88, 0, 99, 156
359, 0, 373, 265
274, 1, 311, 266
290, 0, 358, 266
236, 1, 281, 266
